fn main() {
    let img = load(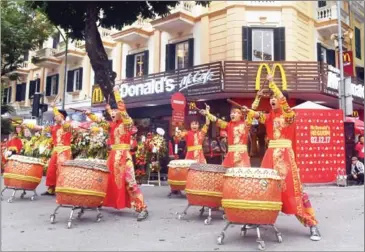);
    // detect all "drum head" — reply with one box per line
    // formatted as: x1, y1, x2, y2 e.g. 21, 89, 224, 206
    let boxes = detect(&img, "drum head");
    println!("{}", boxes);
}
168, 159, 197, 168
63, 159, 109, 173
224, 167, 281, 180
190, 163, 226, 173
7, 155, 45, 165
